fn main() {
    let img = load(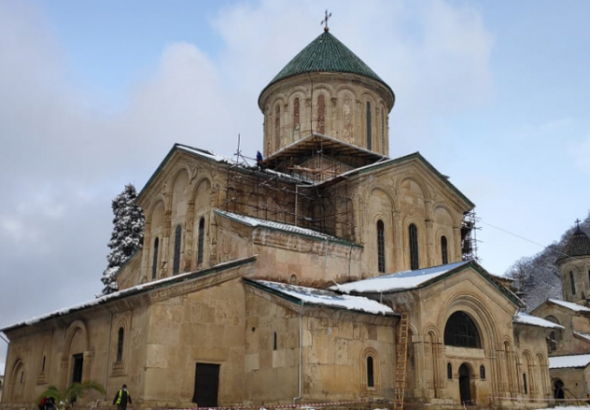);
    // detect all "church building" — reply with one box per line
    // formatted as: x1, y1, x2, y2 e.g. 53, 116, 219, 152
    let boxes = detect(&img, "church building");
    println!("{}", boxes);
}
1, 27, 559, 410
531, 224, 590, 400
